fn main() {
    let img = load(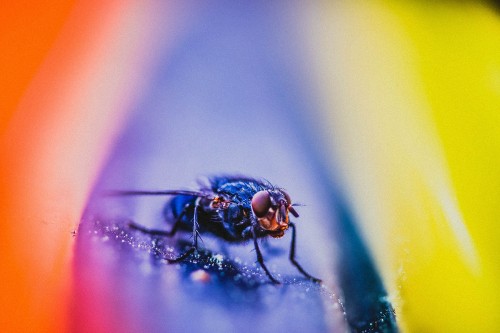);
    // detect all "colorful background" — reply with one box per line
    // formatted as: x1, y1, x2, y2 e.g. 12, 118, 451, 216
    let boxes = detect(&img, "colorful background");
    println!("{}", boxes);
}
1, 1, 499, 332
